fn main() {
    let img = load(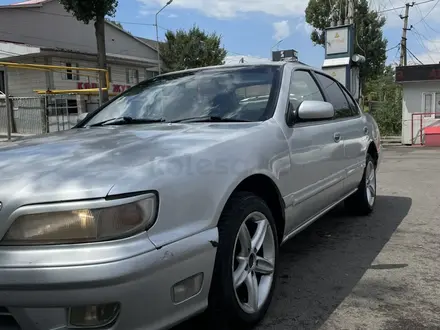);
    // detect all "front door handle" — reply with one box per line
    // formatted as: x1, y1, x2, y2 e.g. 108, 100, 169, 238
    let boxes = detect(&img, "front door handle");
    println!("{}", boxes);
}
334, 132, 341, 143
